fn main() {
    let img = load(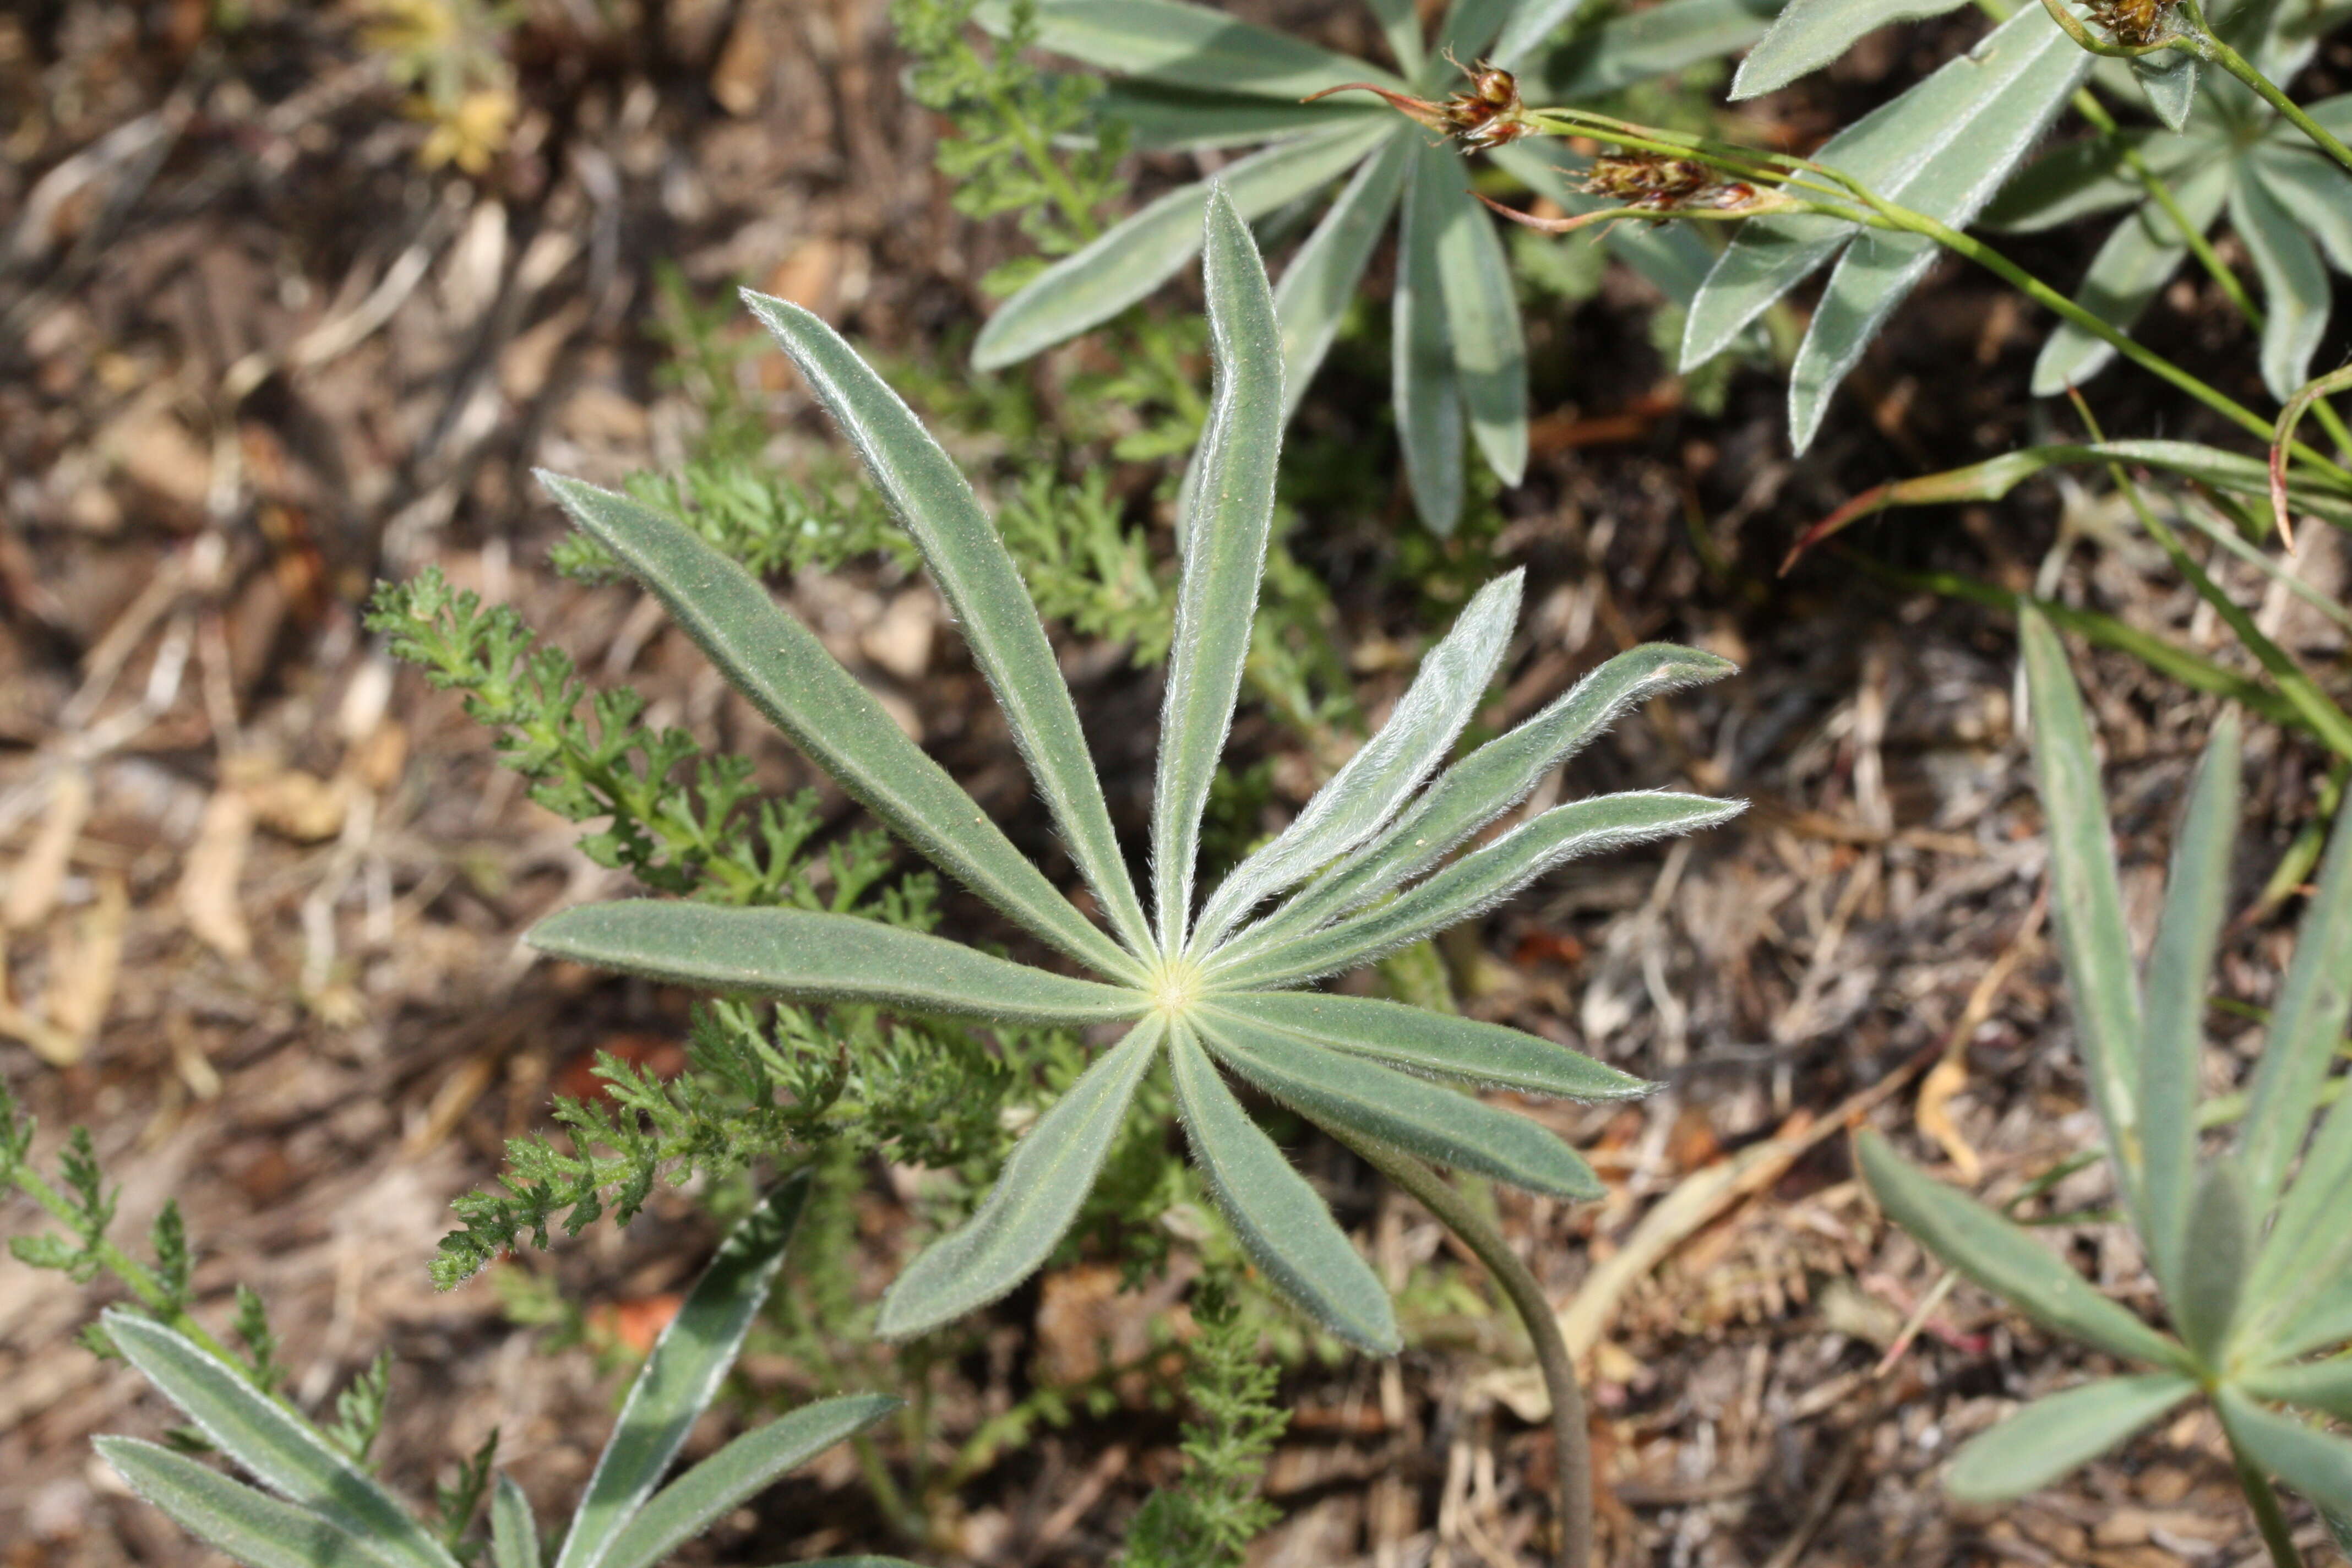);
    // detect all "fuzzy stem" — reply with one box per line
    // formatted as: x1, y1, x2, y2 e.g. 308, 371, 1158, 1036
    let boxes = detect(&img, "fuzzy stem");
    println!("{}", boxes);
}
1340, 1131, 1594, 1568
6, 1164, 245, 1371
